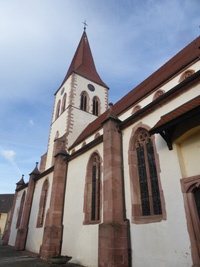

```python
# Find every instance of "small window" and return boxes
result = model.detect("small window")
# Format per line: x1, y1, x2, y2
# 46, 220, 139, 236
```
153, 90, 165, 101
132, 105, 141, 114
179, 69, 195, 83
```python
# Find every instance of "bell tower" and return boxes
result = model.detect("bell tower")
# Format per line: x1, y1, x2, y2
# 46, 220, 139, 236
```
44, 30, 109, 170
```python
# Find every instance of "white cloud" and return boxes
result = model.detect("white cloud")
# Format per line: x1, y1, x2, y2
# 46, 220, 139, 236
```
29, 119, 34, 126
0, 148, 16, 162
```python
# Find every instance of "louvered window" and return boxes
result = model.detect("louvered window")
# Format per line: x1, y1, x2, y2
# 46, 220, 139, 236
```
93, 97, 99, 116
81, 92, 87, 111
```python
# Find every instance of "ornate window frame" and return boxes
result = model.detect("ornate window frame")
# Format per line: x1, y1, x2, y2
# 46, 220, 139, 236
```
128, 122, 166, 224
83, 151, 102, 225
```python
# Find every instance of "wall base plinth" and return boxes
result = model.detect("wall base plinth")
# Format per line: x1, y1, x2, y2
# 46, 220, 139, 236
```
98, 222, 128, 267
3, 230, 9, 245
40, 225, 62, 260
15, 227, 28, 250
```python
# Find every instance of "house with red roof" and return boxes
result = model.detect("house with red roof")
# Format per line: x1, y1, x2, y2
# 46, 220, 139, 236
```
4, 31, 200, 267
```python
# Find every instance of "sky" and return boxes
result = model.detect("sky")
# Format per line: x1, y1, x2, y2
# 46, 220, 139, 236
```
0, 0, 199, 194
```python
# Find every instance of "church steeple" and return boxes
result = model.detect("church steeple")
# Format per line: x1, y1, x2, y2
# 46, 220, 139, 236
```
58, 31, 108, 91
45, 31, 109, 170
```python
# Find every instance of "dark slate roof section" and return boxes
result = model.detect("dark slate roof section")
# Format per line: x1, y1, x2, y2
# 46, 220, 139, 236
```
150, 95, 200, 133
56, 31, 109, 94
70, 36, 200, 149
0, 194, 14, 213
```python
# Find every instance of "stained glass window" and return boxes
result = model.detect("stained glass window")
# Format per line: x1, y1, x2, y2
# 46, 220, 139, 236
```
136, 130, 162, 216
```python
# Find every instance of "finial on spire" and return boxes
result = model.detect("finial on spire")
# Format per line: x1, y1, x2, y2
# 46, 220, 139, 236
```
82, 20, 88, 31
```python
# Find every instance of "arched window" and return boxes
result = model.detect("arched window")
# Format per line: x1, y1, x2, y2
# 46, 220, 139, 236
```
129, 124, 165, 223
153, 90, 165, 101
83, 152, 102, 224
92, 96, 99, 116
80, 91, 88, 112
61, 93, 67, 113
55, 100, 61, 119
132, 105, 141, 114
136, 129, 162, 216
16, 191, 26, 229
179, 69, 195, 83
36, 179, 49, 228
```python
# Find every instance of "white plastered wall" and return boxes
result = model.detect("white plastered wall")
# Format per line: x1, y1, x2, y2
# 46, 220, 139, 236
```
121, 86, 200, 267
8, 188, 27, 246
25, 172, 53, 253
62, 143, 103, 267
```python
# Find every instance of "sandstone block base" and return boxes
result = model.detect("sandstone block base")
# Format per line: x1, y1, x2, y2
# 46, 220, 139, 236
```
40, 225, 62, 260
15, 227, 28, 250
98, 222, 128, 267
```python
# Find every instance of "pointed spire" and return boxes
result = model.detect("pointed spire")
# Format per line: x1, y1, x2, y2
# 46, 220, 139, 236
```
57, 31, 108, 93
16, 174, 25, 189
102, 103, 121, 124
30, 162, 40, 175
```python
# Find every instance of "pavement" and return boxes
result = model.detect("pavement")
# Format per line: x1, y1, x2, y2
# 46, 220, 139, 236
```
0, 239, 85, 267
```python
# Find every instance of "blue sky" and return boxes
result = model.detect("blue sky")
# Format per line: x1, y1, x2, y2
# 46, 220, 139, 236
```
0, 0, 199, 193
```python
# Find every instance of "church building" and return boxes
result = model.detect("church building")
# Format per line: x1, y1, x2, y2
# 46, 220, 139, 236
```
3, 30, 200, 267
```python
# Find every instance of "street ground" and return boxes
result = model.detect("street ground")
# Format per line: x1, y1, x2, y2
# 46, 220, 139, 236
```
0, 239, 85, 267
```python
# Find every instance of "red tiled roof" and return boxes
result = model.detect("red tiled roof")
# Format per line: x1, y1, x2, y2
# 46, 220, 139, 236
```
150, 95, 200, 132
70, 36, 200, 149
57, 31, 109, 92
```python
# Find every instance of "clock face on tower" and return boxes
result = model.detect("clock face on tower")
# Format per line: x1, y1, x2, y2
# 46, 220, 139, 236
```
87, 84, 95, 92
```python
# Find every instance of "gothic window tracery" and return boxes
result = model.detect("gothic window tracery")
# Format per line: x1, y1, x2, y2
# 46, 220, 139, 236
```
135, 130, 162, 216
128, 124, 165, 224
